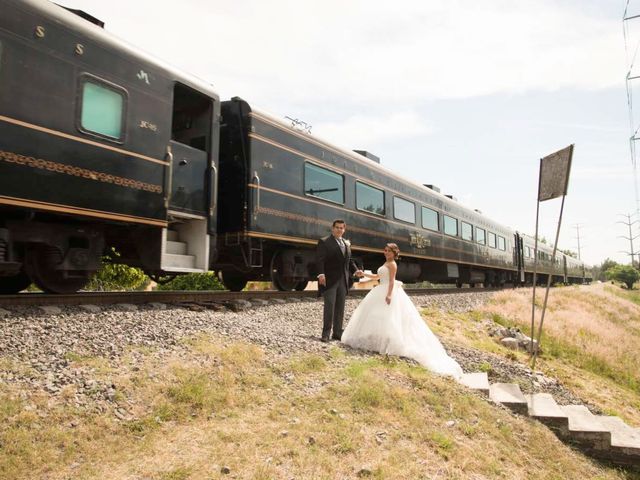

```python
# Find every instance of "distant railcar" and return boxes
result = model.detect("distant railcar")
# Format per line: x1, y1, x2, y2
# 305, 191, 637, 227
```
0, 0, 591, 294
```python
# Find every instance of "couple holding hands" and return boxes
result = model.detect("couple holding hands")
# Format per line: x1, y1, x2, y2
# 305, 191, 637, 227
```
316, 219, 463, 379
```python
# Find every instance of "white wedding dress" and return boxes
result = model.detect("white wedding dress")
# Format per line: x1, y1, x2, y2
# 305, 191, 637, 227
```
341, 265, 463, 380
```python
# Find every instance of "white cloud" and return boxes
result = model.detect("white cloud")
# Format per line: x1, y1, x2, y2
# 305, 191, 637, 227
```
63, 0, 624, 105
312, 111, 432, 148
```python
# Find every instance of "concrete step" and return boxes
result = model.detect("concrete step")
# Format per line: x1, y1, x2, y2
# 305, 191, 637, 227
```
489, 383, 528, 415
167, 229, 179, 241
459, 372, 490, 395
561, 405, 611, 450
162, 253, 195, 270
525, 393, 569, 432
166, 240, 187, 255
597, 416, 640, 457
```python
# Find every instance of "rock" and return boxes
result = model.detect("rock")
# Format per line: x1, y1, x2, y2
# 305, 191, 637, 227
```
79, 305, 101, 314
500, 337, 520, 350
221, 466, 231, 474
39, 306, 62, 315
357, 467, 372, 477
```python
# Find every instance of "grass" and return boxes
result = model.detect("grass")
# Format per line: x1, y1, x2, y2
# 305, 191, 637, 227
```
1, 287, 639, 479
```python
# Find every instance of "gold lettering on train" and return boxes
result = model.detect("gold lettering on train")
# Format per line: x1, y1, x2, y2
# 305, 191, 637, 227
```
34, 26, 45, 38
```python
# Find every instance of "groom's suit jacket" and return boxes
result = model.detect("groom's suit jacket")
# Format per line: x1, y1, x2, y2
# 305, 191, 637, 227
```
316, 235, 358, 292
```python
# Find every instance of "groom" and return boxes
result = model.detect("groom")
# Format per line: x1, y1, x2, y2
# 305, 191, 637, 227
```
316, 219, 362, 342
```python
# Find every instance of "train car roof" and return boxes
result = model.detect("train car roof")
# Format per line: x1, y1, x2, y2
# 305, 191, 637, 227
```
14, 0, 220, 100
244, 102, 515, 234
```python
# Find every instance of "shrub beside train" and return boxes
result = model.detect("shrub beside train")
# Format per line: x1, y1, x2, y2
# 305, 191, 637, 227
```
0, 0, 592, 294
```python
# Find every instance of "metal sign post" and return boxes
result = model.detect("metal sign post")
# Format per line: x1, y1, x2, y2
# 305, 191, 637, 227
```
530, 145, 574, 369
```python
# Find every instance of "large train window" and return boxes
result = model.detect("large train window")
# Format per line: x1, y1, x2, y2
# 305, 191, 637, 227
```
497, 236, 506, 251
393, 196, 415, 224
488, 232, 497, 248
421, 207, 439, 231
304, 163, 344, 204
78, 76, 126, 141
443, 215, 457, 236
356, 182, 385, 215
476, 227, 486, 245
461, 221, 473, 241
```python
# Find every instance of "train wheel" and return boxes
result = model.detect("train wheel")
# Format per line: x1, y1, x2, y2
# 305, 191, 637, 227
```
220, 270, 248, 292
294, 280, 308, 291
455, 280, 462, 288
0, 271, 32, 294
270, 250, 298, 291
25, 246, 91, 294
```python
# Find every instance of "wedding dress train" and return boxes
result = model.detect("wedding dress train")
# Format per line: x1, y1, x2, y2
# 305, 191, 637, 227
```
341, 265, 463, 379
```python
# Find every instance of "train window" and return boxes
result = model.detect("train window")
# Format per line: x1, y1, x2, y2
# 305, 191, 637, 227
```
497, 236, 506, 251
393, 196, 415, 224
356, 182, 385, 215
304, 163, 344, 204
488, 232, 497, 248
443, 215, 458, 236
476, 227, 486, 245
79, 78, 125, 140
461, 221, 473, 241
421, 207, 439, 231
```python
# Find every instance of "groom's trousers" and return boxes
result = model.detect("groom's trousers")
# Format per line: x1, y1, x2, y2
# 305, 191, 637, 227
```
322, 280, 347, 339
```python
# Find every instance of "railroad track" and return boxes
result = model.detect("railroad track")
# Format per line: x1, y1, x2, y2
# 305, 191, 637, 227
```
0, 287, 501, 308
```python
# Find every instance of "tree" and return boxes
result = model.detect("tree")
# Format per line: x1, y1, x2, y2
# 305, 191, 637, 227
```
560, 249, 577, 258
594, 258, 619, 282
605, 265, 640, 289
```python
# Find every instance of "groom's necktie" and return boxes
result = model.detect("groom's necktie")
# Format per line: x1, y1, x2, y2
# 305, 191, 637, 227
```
337, 237, 346, 256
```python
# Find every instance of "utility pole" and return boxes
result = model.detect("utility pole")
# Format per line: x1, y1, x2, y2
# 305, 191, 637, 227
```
617, 213, 640, 266
573, 223, 584, 260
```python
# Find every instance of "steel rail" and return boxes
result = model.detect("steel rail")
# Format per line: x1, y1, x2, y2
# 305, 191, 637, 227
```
0, 287, 501, 308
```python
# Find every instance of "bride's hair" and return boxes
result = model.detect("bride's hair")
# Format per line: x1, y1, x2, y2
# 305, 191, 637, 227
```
385, 243, 400, 260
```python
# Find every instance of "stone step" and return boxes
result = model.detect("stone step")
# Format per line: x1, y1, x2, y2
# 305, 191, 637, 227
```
525, 393, 569, 432
162, 253, 195, 269
166, 240, 187, 255
459, 372, 490, 395
489, 383, 528, 415
167, 229, 179, 241
560, 405, 611, 450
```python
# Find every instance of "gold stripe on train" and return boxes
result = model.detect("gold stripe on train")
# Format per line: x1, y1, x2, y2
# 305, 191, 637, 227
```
0, 114, 168, 166
0, 195, 167, 227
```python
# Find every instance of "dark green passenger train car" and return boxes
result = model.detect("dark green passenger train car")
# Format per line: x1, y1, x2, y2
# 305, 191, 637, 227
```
215, 98, 590, 291
0, 0, 220, 292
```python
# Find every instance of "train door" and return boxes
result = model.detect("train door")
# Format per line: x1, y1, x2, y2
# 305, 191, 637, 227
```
159, 83, 218, 273
169, 83, 215, 226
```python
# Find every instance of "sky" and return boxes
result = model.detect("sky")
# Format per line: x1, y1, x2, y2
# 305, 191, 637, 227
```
61, 0, 640, 266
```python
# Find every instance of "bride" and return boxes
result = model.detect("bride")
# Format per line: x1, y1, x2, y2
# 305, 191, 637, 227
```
341, 243, 463, 380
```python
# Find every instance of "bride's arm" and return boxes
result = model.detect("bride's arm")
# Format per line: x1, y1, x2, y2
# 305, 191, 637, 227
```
386, 262, 397, 304
363, 272, 380, 280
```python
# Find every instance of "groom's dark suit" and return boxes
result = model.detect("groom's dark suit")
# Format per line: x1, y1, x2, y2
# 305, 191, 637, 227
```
316, 235, 358, 341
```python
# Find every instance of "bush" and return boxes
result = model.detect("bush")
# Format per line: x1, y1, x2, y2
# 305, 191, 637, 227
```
605, 265, 640, 290
155, 272, 225, 291
87, 249, 148, 291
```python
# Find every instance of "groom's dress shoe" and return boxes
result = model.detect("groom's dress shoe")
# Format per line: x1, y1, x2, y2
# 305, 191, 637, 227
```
331, 330, 343, 341
320, 336, 330, 343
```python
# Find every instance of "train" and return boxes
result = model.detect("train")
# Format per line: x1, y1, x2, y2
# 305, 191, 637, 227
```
0, 0, 592, 294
